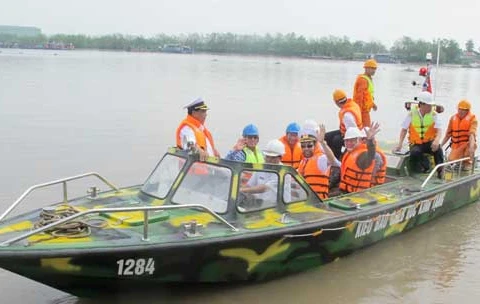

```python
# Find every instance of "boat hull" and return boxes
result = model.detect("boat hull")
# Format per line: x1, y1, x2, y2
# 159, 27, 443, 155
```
1, 176, 479, 296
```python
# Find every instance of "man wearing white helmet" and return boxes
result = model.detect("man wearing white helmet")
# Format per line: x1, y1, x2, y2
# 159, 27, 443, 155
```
340, 123, 380, 193
240, 139, 290, 205
393, 91, 444, 176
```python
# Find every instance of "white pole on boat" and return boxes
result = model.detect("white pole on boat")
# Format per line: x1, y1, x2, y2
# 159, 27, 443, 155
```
434, 39, 441, 100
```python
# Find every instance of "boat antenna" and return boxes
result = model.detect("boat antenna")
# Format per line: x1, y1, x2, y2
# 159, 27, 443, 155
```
433, 39, 441, 100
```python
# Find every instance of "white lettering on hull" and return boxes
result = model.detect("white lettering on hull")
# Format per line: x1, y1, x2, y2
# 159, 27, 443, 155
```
354, 192, 446, 239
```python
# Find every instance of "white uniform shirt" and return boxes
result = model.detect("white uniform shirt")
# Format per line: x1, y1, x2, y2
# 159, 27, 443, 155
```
315, 154, 341, 172
179, 125, 214, 155
343, 112, 358, 129
247, 172, 279, 203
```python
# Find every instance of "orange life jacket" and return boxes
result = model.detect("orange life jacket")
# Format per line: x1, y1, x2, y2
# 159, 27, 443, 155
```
298, 156, 330, 199
450, 112, 475, 149
408, 107, 437, 144
339, 99, 363, 135
340, 143, 374, 193
279, 136, 303, 169
175, 115, 218, 156
372, 147, 387, 186
353, 74, 375, 112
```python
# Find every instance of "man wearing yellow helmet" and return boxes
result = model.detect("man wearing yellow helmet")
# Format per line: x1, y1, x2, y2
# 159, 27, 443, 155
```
441, 99, 477, 169
325, 89, 363, 159
353, 59, 377, 126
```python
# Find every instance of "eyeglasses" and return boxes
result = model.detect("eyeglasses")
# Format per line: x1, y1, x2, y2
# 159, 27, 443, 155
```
245, 136, 259, 140
301, 143, 314, 148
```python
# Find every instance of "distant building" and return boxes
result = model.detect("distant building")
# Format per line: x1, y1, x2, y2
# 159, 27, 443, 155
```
0, 25, 41, 37
160, 44, 193, 54
460, 51, 480, 68
373, 53, 398, 64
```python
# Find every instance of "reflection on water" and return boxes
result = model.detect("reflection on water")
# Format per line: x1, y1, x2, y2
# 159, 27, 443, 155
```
1, 50, 480, 304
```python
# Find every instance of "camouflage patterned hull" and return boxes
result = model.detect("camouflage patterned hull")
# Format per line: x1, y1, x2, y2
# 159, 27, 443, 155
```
0, 149, 478, 296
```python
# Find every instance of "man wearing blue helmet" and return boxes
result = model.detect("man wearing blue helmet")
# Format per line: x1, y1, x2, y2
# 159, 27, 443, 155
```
225, 124, 265, 163
279, 122, 302, 169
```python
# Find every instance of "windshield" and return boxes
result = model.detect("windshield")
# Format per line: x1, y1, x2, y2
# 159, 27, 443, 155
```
172, 162, 232, 213
142, 154, 185, 198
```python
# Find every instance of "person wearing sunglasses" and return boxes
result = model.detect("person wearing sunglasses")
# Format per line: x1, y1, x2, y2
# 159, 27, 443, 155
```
225, 123, 265, 163
340, 123, 380, 193
325, 89, 363, 160
176, 97, 220, 161
297, 125, 340, 199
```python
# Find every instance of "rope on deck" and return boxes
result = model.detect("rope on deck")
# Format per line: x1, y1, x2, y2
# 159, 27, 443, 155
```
29, 205, 107, 245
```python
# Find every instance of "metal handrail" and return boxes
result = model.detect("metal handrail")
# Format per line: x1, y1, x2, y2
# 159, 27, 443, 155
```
0, 204, 238, 246
0, 172, 120, 222
421, 157, 471, 188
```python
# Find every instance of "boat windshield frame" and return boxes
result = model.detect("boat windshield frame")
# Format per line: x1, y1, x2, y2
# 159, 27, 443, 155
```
141, 153, 187, 199
140, 151, 234, 214
140, 149, 324, 215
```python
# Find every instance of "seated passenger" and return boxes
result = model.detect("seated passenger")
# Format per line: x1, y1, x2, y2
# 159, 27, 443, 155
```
239, 139, 285, 207
393, 92, 443, 176
279, 122, 302, 169
441, 99, 477, 170
225, 124, 265, 163
340, 124, 380, 193
297, 124, 340, 199
302, 119, 324, 156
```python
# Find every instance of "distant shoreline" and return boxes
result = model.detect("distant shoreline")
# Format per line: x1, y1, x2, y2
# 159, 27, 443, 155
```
1, 46, 475, 68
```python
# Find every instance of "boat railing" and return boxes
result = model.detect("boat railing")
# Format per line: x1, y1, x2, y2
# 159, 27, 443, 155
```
0, 204, 238, 246
0, 172, 120, 222
421, 157, 472, 188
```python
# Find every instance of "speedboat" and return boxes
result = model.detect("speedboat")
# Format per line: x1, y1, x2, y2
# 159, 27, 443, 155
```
0, 147, 478, 296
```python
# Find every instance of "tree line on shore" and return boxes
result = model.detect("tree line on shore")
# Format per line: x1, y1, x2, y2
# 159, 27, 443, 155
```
0, 32, 477, 64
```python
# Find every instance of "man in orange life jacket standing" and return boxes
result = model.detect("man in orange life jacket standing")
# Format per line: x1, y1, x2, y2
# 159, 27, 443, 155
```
441, 99, 477, 169
340, 124, 380, 193
325, 89, 363, 159
393, 91, 444, 175
279, 122, 302, 169
297, 124, 340, 199
353, 59, 377, 126
176, 97, 220, 161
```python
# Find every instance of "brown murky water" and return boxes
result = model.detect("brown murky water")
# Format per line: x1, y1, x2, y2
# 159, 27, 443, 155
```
1, 49, 479, 303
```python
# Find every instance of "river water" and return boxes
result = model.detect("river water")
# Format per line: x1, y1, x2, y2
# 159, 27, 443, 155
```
0, 49, 479, 303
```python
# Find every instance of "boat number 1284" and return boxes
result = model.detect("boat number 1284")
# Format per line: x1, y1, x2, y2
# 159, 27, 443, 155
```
116, 258, 155, 276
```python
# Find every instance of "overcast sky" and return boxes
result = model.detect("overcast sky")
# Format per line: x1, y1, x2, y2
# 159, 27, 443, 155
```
3, 0, 479, 48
